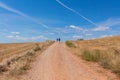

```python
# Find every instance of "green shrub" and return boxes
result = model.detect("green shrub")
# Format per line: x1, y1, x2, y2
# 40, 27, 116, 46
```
65, 41, 76, 48
81, 50, 101, 62
100, 58, 111, 69
81, 49, 120, 76
112, 62, 120, 75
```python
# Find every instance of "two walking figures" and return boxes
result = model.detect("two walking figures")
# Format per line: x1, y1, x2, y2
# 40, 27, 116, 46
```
57, 38, 61, 42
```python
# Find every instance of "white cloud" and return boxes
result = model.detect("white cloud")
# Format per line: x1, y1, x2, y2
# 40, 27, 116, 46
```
69, 25, 83, 31
11, 32, 20, 35
73, 35, 82, 39
85, 33, 93, 36
6, 35, 48, 41
100, 35, 113, 38
6, 35, 14, 38
69, 25, 89, 34
92, 18, 120, 31
50, 33, 55, 35
30, 36, 48, 40
101, 18, 120, 27
54, 28, 70, 34
15, 36, 26, 40
92, 26, 110, 31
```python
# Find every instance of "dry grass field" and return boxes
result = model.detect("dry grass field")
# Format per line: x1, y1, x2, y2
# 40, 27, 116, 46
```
0, 43, 37, 62
66, 36, 120, 76
0, 41, 54, 80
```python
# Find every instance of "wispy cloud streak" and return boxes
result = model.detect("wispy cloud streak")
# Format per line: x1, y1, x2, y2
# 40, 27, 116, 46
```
6, 35, 48, 40
0, 1, 49, 28
56, 0, 97, 26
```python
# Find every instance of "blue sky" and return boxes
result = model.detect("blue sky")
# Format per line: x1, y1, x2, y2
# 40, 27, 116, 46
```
0, 0, 120, 43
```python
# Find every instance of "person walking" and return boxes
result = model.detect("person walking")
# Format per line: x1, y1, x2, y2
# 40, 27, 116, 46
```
56, 38, 58, 42
58, 38, 61, 42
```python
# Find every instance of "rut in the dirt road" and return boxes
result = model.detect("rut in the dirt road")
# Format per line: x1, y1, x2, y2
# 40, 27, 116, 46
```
21, 43, 118, 80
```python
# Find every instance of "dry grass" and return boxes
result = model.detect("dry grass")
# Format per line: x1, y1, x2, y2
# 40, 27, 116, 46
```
72, 36, 120, 76
0, 41, 54, 80
0, 43, 36, 62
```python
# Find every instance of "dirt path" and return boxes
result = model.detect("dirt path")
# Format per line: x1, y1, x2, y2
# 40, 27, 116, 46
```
21, 42, 119, 80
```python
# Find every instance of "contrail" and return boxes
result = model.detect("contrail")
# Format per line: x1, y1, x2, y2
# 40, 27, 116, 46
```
56, 0, 97, 26
0, 2, 49, 28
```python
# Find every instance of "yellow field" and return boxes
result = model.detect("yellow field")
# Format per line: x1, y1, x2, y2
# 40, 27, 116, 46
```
70, 36, 120, 76
0, 42, 48, 63
0, 41, 54, 80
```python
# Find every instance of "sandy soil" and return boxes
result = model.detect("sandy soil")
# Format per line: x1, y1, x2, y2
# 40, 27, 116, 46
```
21, 42, 119, 80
